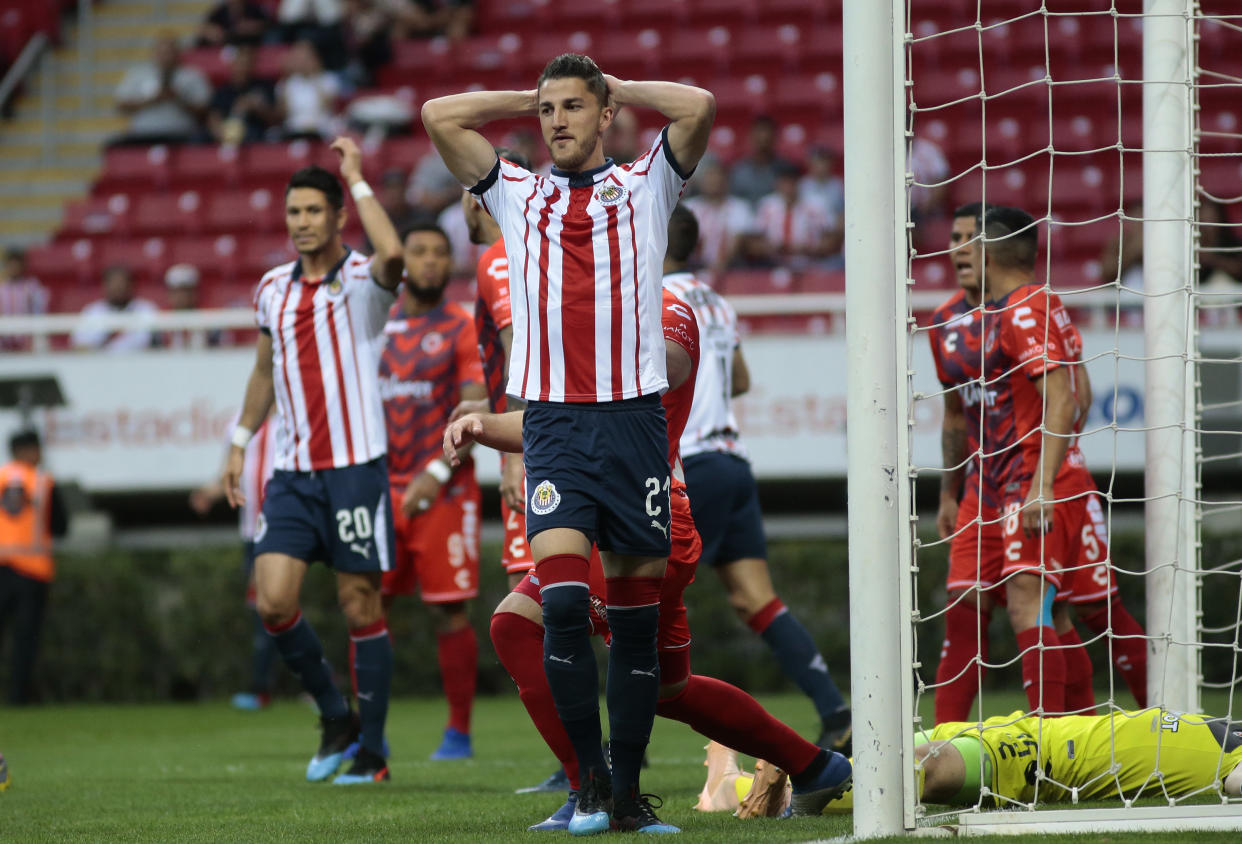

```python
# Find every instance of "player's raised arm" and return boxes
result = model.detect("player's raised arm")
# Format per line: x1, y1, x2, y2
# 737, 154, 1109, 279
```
421, 90, 538, 188
605, 76, 715, 174
224, 332, 276, 508
330, 137, 403, 289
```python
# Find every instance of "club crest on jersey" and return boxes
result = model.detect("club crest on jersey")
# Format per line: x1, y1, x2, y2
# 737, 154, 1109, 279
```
530, 480, 561, 515
595, 184, 628, 206
422, 331, 445, 354
327, 277, 344, 297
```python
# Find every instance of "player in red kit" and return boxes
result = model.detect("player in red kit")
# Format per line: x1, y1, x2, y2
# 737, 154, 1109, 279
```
378, 223, 487, 760
931, 204, 1148, 721
448, 220, 851, 830
423, 53, 715, 832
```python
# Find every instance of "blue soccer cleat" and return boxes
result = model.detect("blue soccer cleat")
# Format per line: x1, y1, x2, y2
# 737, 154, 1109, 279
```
306, 711, 359, 782
567, 771, 612, 836
333, 747, 390, 785
528, 792, 578, 831
789, 750, 852, 816
429, 726, 472, 760
516, 766, 571, 794
230, 692, 269, 711
342, 736, 390, 763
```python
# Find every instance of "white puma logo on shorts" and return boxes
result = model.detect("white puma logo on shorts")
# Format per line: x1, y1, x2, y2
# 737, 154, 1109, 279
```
350, 542, 370, 559
548, 654, 574, 665
650, 520, 669, 539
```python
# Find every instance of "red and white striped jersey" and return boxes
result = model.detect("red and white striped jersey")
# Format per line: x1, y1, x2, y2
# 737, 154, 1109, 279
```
239, 415, 279, 540
661, 272, 748, 461
254, 250, 395, 471
471, 127, 691, 403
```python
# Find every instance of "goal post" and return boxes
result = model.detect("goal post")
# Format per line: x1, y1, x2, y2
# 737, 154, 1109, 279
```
1141, 0, 1200, 717
842, 0, 916, 838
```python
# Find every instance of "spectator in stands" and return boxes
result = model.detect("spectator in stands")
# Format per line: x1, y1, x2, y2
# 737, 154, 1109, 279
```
70, 265, 160, 353
754, 162, 839, 270
405, 0, 474, 42
908, 136, 950, 224
730, 115, 795, 208
685, 158, 756, 279
406, 149, 460, 215
1198, 196, 1242, 289
603, 107, 640, 165
197, 0, 272, 47
277, 0, 348, 69
163, 263, 226, 348
342, 0, 407, 87
275, 40, 343, 140
114, 33, 213, 145
208, 45, 278, 145
799, 146, 845, 228
0, 249, 49, 351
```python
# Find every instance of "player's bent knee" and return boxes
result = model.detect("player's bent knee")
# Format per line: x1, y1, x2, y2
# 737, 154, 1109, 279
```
256, 600, 298, 629
493, 590, 541, 624
336, 574, 383, 628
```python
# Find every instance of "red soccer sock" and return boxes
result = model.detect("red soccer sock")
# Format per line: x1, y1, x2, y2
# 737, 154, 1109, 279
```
1081, 598, 1149, 708
437, 626, 478, 734
489, 611, 580, 790
1016, 626, 1067, 715
934, 601, 991, 723
1058, 626, 1096, 715
657, 674, 820, 777
746, 597, 786, 634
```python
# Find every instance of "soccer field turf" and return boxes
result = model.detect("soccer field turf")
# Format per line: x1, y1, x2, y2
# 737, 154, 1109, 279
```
2, 691, 1240, 843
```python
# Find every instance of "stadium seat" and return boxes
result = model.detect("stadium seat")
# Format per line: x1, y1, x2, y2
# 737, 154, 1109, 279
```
172, 145, 242, 189
242, 140, 322, 183
61, 194, 132, 238
26, 239, 96, 289
179, 47, 232, 86
133, 191, 204, 237
207, 189, 283, 234
240, 234, 296, 279
98, 237, 169, 283
168, 236, 241, 284
100, 145, 171, 189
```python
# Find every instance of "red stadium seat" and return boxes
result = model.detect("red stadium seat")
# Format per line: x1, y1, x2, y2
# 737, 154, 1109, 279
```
26, 239, 97, 289
61, 193, 133, 238
98, 237, 169, 283
168, 235, 241, 284
207, 188, 284, 234
172, 145, 242, 189
100, 145, 171, 188
242, 140, 320, 182
380, 136, 433, 173
133, 190, 205, 236
179, 46, 232, 86
239, 234, 296, 279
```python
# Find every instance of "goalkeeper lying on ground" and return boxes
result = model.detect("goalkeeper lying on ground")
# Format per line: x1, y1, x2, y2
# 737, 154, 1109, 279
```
698, 708, 1242, 817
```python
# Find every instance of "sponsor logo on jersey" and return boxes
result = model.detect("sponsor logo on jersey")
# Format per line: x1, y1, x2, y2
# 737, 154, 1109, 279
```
530, 480, 561, 515
378, 375, 433, 401
595, 184, 628, 206
422, 331, 445, 354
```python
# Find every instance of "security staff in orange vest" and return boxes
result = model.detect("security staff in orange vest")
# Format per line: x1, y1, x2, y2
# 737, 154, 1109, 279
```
0, 429, 68, 705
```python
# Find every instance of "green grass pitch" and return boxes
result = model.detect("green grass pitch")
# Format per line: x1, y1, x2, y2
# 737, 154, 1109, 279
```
3, 690, 1241, 842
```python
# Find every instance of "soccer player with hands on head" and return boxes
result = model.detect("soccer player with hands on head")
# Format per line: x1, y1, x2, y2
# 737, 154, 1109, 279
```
423, 53, 715, 834
223, 135, 404, 786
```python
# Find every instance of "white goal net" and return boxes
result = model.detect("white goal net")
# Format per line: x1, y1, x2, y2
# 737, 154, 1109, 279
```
844, 0, 1242, 836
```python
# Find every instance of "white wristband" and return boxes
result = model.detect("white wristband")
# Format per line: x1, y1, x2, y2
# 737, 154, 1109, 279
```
231, 425, 252, 449
350, 181, 374, 201
425, 459, 452, 484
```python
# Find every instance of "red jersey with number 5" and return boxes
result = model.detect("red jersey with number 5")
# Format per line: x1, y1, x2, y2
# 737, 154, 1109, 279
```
474, 239, 512, 412
980, 284, 1094, 500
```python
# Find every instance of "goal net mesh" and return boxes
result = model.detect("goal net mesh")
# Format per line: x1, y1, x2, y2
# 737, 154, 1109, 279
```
902, 0, 1242, 826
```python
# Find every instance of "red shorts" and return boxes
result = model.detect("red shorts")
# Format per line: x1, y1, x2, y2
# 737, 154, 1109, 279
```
999, 488, 1110, 598
946, 485, 1004, 594
1059, 493, 1117, 604
383, 475, 481, 602
501, 499, 534, 575
515, 548, 609, 636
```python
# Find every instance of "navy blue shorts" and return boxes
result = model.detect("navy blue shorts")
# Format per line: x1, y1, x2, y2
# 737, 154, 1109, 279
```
522, 393, 672, 558
254, 457, 394, 574
682, 451, 767, 566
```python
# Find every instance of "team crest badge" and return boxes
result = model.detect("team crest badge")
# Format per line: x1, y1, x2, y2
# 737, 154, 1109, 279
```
254, 513, 268, 543
530, 480, 561, 515
595, 184, 628, 206
327, 277, 343, 296
422, 331, 445, 354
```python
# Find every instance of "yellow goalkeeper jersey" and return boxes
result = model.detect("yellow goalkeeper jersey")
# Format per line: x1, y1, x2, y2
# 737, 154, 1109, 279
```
924, 708, 1242, 806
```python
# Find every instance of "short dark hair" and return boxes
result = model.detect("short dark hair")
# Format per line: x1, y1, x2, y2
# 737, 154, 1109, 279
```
537, 53, 608, 107
286, 166, 344, 210
9, 428, 39, 456
495, 146, 532, 172
400, 221, 451, 248
667, 204, 699, 263
979, 205, 1039, 270
954, 201, 991, 221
